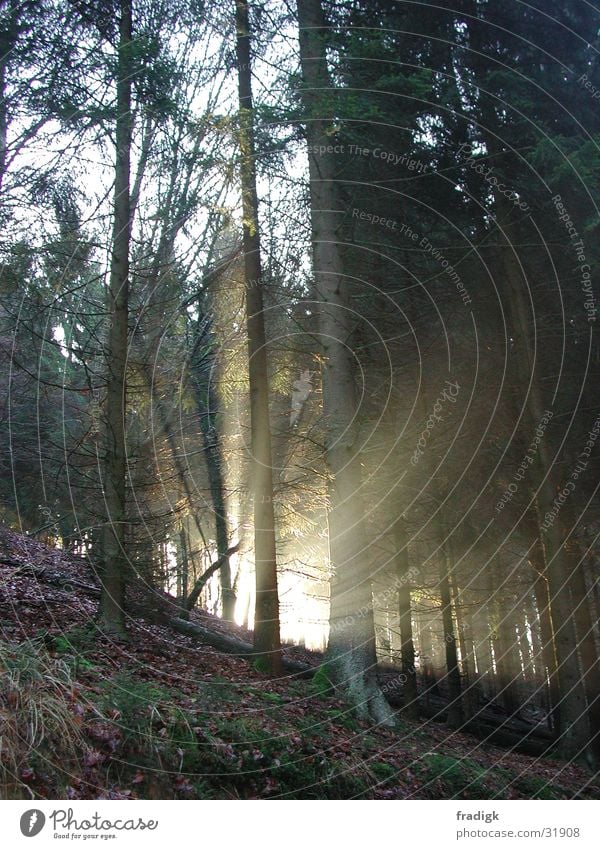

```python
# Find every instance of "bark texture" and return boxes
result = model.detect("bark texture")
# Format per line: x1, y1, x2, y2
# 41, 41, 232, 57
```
98, 0, 133, 637
235, 0, 282, 674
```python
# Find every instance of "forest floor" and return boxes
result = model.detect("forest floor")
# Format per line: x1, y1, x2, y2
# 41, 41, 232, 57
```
0, 524, 598, 801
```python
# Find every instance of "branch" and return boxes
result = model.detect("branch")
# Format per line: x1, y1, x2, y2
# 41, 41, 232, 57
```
185, 544, 239, 611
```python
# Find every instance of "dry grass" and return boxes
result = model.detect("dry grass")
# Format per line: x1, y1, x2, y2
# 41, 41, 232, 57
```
0, 639, 83, 798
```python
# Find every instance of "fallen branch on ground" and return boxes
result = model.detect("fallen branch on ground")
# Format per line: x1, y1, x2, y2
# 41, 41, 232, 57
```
168, 615, 315, 679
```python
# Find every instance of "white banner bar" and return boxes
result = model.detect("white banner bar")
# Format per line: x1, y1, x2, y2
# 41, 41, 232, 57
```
0, 799, 598, 848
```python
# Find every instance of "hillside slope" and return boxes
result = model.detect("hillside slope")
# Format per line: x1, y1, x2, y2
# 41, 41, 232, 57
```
0, 525, 597, 800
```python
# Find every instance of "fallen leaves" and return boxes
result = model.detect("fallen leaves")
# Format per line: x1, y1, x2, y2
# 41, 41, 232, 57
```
0, 523, 598, 801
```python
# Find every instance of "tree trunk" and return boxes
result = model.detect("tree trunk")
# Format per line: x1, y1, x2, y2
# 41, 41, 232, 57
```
235, 0, 282, 675
189, 357, 235, 621
98, 0, 133, 638
473, 602, 496, 700
530, 559, 560, 732
465, 3, 592, 762
393, 519, 418, 718
178, 523, 189, 606
483, 131, 590, 759
439, 542, 463, 727
295, 0, 393, 724
538, 516, 595, 761
524, 591, 543, 682
0, 21, 9, 193
569, 552, 600, 763
451, 576, 477, 717
0, 0, 20, 193
418, 608, 439, 703
492, 583, 521, 717
516, 607, 532, 683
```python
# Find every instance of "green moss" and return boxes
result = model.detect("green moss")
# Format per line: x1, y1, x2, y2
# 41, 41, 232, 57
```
50, 627, 98, 674
325, 707, 360, 731
252, 656, 272, 675
310, 662, 335, 697
260, 691, 284, 705
371, 761, 397, 780
272, 751, 370, 799
501, 772, 563, 799
55, 625, 97, 651
419, 753, 491, 797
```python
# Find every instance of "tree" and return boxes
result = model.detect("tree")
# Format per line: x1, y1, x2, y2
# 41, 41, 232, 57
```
457, 0, 598, 764
235, 0, 282, 675
296, 0, 393, 724
393, 518, 418, 719
98, 0, 133, 637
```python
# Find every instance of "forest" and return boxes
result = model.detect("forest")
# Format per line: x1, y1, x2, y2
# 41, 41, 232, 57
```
0, 0, 599, 802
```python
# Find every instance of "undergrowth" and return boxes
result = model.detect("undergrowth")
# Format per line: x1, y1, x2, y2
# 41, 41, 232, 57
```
0, 638, 595, 800
0, 639, 83, 798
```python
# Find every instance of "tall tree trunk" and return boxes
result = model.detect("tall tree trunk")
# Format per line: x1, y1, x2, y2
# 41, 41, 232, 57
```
569, 549, 600, 763
98, 0, 133, 637
178, 522, 189, 606
516, 608, 532, 683
530, 552, 560, 733
492, 581, 521, 717
235, 0, 282, 675
0, 23, 9, 194
393, 519, 418, 718
536, 500, 594, 761
524, 591, 543, 681
0, 0, 19, 193
189, 356, 235, 621
296, 0, 393, 724
439, 541, 463, 727
418, 608, 439, 703
473, 602, 496, 700
558, 492, 600, 760
452, 577, 476, 718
